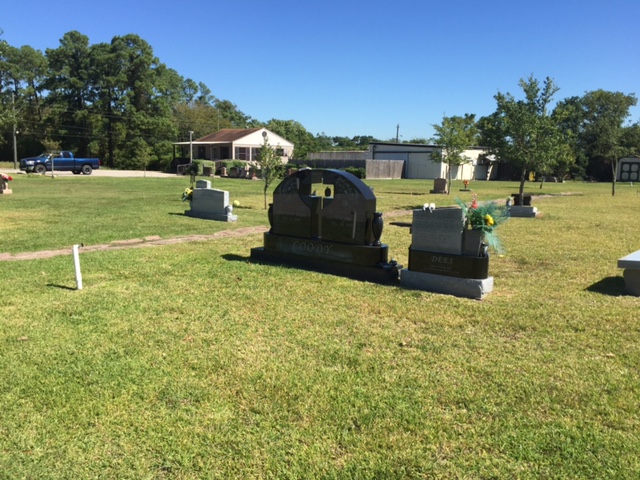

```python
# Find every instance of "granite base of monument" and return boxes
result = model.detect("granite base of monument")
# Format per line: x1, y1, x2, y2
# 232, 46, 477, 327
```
250, 242, 400, 285
400, 269, 493, 300
509, 206, 538, 218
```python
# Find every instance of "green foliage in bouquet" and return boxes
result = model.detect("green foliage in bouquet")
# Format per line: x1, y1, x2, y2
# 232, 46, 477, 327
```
456, 194, 509, 253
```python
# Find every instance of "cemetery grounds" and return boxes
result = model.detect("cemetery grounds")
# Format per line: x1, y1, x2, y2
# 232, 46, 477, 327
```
0, 171, 639, 478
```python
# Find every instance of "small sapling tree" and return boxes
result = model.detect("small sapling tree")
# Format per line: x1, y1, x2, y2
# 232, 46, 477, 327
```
258, 135, 284, 209
430, 114, 478, 194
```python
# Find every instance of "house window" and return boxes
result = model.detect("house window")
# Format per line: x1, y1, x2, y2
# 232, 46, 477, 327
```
251, 147, 261, 161
235, 147, 249, 160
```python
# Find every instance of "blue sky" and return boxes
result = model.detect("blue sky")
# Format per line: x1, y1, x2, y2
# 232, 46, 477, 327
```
3, 0, 639, 141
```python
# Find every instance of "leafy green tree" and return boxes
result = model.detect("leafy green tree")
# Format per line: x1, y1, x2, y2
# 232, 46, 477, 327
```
479, 75, 565, 199
622, 122, 640, 153
332, 136, 356, 149
313, 132, 334, 152
44, 31, 94, 156
264, 119, 316, 160
430, 114, 478, 194
95, 34, 179, 170
215, 99, 252, 128
553, 96, 588, 178
258, 135, 284, 209
578, 90, 637, 195
1, 43, 50, 154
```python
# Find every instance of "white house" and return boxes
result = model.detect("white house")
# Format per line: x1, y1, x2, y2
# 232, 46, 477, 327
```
173, 128, 294, 164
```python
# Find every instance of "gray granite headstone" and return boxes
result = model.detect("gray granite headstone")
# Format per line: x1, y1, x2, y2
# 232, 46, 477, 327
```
430, 177, 447, 194
411, 207, 464, 255
186, 186, 237, 221
196, 180, 211, 189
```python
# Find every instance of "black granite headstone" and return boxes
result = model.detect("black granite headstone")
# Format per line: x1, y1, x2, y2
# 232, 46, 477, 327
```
252, 169, 398, 283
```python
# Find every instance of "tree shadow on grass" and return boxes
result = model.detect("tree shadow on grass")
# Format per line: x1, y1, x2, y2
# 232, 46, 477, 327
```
47, 283, 77, 291
389, 221, 412, 228
586, 276, 626, 296
222, 254, 251, 262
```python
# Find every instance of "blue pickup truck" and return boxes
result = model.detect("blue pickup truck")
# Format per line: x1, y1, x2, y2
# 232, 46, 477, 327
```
19, 151, 101, 175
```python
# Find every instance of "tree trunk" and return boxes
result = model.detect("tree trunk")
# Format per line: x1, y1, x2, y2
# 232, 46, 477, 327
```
447, 164, 451, 195
519, 168, 527, 199
611, 160, 617, 196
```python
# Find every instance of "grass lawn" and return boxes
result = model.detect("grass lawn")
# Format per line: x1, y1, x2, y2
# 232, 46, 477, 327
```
1, 173, 639, 478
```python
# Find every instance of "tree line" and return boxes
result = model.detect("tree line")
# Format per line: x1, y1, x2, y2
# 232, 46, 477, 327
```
1, 31, 638, 187
432, 76, 638, 195
0, 30, 384, 170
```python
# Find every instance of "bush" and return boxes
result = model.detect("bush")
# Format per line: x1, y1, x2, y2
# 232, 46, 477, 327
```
222, 160, 247, 169
343, 166, 366, 179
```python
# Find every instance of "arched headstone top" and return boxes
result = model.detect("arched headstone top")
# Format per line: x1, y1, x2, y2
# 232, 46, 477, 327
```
273, 169, 375, 200
271, 169, 377, 244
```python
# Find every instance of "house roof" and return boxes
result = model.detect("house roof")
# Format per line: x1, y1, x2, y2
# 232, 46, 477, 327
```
196, 128, 263, 143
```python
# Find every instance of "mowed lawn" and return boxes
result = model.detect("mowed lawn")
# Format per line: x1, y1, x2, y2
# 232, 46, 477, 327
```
1, 173, 639, 478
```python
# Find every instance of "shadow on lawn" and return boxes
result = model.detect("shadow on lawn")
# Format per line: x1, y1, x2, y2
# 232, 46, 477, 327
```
47, 283, 77, 291
586, 276, 626, 296
222, 254, 251, 263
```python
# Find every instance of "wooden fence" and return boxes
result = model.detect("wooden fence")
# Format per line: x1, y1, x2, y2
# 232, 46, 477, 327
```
288, 158, 404, 179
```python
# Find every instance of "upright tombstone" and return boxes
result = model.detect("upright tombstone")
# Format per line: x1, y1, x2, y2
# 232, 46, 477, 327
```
0, 175, 12, 195
250, 169, 399, 283
430, 177, 448, 194
400, 206, 493, 299
510, 193, 538, 218
185, 180, 237, 221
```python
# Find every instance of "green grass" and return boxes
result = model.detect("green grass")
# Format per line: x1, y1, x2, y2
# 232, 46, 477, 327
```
1, 175, 639, 478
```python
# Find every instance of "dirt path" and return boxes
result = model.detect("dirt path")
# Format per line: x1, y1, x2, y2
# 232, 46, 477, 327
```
1, 210, 417, 262
0, 226, 270, 262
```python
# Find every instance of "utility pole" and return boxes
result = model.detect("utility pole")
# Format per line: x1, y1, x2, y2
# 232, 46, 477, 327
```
396, 124, 400, 143
189, 131, 194, 165
12, 93, 18, 169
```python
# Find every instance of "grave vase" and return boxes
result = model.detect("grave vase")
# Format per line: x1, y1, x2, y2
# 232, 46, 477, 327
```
463, 229, 484, 257
372, 212, 383, 246
268, 203, 274, 232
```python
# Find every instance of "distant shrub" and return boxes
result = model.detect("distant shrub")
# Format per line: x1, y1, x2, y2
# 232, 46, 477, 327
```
343, 167, 366, 179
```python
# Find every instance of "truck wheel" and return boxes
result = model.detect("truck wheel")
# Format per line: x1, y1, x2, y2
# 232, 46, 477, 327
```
34, 164, 46, 174
81, 164, 93, 175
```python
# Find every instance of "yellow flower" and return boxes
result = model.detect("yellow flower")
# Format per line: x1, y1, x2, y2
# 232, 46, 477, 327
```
484, 214, 494, 226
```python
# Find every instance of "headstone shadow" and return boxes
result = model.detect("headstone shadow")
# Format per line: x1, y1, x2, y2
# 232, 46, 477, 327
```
586, 276, 626, 296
